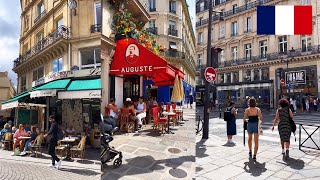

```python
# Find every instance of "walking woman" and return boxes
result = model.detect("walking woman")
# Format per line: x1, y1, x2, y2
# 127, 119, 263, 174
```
225, 102, 237, 144
272, 99, 294, 158
243, 98, 263, 160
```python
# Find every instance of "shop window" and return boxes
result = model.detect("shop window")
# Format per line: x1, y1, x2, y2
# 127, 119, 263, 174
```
278, 36, 287, 54
21, 76, 27, 92
243, 69, 251, 82
231, 46, 237, 60
301, 35, 312, 52
260, 40, 267, 58
33, 66, 44, 81
94, 1, 102, 25
244, 43, 252, 61
80, 48, 101, 69
53, 57, 63, 73
231, 21, 238, 36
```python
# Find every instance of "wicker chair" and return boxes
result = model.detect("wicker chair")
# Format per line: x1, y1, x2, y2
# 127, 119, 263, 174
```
31, 134, 44, 158
56, 141, 67, 158
71, 135, 86, 159
1, 132, 13, 150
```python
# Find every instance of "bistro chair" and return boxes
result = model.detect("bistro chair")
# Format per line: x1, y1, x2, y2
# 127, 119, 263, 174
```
172, 103, 177, 110
1, 132, 13, 150
31, 134, 44, 158
119, 108, 131, 132
152, 107, 167, 134
166, 104, 171, 112
105, 106, 111, 116
56, 141, 67, 158
71, 135, 87, 159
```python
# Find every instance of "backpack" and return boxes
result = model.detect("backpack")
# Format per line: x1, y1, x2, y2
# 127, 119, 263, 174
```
57, 126, 64, 140
224, 107, 233, 121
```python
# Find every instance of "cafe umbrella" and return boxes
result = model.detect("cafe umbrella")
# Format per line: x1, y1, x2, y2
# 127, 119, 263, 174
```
171, 75, 183, 104
179, 77, 184, 108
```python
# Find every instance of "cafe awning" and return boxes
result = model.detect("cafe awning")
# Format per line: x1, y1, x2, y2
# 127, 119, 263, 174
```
58, 78, 101, 99
1, 90, 33, 110
110, 38, 184, 86
29, 79, 71, 98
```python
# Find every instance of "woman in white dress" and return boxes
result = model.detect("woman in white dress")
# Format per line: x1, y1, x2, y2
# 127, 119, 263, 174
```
136, 96, 147, 129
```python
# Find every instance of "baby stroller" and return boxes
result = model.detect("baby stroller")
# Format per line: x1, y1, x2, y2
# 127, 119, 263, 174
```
100, 127, 123, 168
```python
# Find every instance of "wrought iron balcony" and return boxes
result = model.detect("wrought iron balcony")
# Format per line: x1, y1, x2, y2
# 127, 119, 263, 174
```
218, 45, 320, 68
146, 27, 158, 35
196, 0, 276, 27
34, 10, 46, 24
168, 28, 178, 36
164, 50, 186, 59
14, 25, 70, 69
90, 24, 101, 33
138, 0, 149, 12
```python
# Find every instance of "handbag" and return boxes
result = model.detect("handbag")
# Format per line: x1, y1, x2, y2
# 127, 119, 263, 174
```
258, 120, 263, 135
288, 108, 296, 133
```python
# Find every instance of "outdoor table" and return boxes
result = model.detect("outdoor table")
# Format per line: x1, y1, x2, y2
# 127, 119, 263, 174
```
162, 112, 176, 134
60, 137, 79, 161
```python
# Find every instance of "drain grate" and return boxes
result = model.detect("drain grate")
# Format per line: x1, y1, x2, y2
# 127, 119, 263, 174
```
168, 148, 182, 154
169, 168, 188, 178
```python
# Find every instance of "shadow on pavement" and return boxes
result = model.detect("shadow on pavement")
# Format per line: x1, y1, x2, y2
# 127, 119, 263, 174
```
243, 159, 267, 177
59, 168, 100, 176
222, 143, 236, 147
277, 156, 305, 170
196, 139, 209, 158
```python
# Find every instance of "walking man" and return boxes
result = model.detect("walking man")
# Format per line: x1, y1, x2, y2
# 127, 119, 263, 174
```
44, 115, 62, 169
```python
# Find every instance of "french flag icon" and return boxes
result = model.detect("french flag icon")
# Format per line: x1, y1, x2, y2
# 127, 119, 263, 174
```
257, 5, 312, 35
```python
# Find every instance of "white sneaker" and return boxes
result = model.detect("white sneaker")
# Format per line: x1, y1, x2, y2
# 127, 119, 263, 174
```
11, 152, 15, 156
20, 151, 27, 156
55, 160, 62, 170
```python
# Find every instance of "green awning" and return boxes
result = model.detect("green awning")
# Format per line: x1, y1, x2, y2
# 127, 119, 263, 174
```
66, 78, 101, 91
2, 89, 33, 104
34, 79, 71, 90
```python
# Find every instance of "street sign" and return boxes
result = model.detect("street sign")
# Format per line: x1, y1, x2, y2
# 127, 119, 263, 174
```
204, 67, 216, 83
280, 79, 285, 87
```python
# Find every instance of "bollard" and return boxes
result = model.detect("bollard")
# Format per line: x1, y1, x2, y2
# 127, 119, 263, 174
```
219, 109, 222, 119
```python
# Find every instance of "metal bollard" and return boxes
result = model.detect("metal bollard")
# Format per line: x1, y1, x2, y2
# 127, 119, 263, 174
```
219, 109, 222, 119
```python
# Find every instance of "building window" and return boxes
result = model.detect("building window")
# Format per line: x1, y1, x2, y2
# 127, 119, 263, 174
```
200, 2, 205, 11
254, 69, 260, 81
232, 72, 239, 83
169, 1, 176, 14
37, 1, 44, 16
231, 21, 238, 36
261, 68, 269, 80
219, 23, 225, 38
169, 20, 176, 30
278, 36, 288, 53
53, 57, 63, 73
231, 47, 237, 60
149, 0, 156, 11
260, 40, 267, 58
245, 43, 252, 60
218, 50, 224, 62
226, 73, 231, 83
80, 48, 101, 69
245, 17, 252, 32
55, 17, 63, 29
218, 74, 224, 84
22, 43, 29, 54
36, 31, 44, 50
24, 15, 30, 31
220, 0, 226, 3
301, 35, 312, 52
198, 54, 202, 66
198, 32, 203, 45
95, 2, 102, 25
232, 4, 237, 14
33, 66, 44, 82
149, 20, 155, 27
300, 0, 310, 5
21, 76, 27, 92
243, 69, 251, 82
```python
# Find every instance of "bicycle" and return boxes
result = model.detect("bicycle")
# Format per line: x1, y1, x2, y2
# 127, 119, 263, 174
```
196, 110, 204, 135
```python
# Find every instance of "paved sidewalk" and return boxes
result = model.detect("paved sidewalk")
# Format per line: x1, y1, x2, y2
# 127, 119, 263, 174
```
0, 147, 101, 180
196, 134, 320, 180
102, 106, 196, 180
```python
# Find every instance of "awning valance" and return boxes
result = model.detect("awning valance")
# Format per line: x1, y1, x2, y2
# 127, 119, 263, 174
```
110, 38, 184, 86
58, 90, 101, 99
58, 78, 101, 99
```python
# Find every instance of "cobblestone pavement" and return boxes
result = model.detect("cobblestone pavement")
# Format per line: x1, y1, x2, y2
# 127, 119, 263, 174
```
0, 148, 101, 180
102, 106, 196, 180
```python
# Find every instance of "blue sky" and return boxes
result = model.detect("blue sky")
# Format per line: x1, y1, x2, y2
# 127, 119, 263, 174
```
0, 1, 196, 87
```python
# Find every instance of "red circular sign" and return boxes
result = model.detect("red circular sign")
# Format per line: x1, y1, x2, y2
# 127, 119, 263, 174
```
280, 79, 285, 87
204, 67, 216, 82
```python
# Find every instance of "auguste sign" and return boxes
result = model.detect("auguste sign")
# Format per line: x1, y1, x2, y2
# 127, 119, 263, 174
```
285, 70, 306, 85
120, 66, 153, 73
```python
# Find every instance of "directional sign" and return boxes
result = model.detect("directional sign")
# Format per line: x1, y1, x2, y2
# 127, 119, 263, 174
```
204, 67, 216, 83
280, 79, 285, 87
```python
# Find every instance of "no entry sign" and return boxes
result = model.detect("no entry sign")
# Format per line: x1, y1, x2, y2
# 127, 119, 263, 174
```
204, 67, 216, 83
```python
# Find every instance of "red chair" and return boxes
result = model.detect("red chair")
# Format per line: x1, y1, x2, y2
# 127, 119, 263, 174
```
166, 104, 170, 112
105, 106, 110, 116
152, 107, 167, 134
172, 103, 177, 110
119, 108, 131, 132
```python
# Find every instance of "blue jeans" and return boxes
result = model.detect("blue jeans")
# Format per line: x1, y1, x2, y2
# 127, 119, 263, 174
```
24, 139, 34, 153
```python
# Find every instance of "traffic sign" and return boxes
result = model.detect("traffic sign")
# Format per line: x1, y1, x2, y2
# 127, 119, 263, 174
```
204, 67, 216, 83
280, 79, 285, 87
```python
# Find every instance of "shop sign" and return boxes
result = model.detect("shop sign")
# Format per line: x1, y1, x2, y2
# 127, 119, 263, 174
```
58, 90, 101, 99
120, 66, 153, 73
34, 77, 45, 86
285, 70, 306, 85
29, 90, 57, 98
48, 71, 73, 81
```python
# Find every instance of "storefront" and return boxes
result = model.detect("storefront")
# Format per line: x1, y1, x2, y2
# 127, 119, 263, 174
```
109, 38, 184, 106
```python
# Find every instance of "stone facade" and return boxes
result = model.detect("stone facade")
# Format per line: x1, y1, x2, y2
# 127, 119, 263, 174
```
0, 72, 15, 118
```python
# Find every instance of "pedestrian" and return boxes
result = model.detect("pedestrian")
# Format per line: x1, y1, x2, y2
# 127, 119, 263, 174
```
44, 115, 62, 169
306, 98, 310, 112
224, 102, 237, 144
272, 99, 294, 158
302, 98, 306, 112
243, 98, 263, 161
314, 98, 318, 111
289, 98, 294, 113
189, 92, 194, 109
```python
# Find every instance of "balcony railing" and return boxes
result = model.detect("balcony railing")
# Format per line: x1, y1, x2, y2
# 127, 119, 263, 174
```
14, 25, 70, 69
164, 50, 186, 59
90, 24, 101, 33
149, 7, 156, 12
168, 28, 178, 36
34, 10, 46, 24
138, 0, 149, 12
146, 27, 158, 35
196, 0, 276, 27
218, 45, 320, 68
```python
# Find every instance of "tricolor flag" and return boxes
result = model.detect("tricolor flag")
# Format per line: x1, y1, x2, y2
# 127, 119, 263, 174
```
257, 5, 312, 35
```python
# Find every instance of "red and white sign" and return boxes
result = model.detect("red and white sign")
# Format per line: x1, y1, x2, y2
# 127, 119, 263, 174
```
280, 79, 285, 87
125, 44, 140, 64
204, 67, 216, 82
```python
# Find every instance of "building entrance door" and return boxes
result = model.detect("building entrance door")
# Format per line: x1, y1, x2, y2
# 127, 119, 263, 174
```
124, 75, 140, 101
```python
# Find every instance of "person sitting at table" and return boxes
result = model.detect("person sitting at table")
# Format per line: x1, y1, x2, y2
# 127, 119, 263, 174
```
122, 98, 138, 131
12, 124, 28, 156
12, 126, 17, 134
65, 125, 76, 136
136, 96, 147, 129
20, 126, 37, 156
0, 123, 11, 141
24, 124, 31, 133
153, 97, 158, 106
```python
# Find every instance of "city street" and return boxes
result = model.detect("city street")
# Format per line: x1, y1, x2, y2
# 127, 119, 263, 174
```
196, 107, 320, 179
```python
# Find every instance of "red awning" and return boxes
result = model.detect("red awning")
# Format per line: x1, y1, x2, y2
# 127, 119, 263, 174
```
110, 38, 184, 86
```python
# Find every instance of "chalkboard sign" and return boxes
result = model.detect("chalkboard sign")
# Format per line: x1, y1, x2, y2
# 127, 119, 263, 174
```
18, 109, 30, 125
